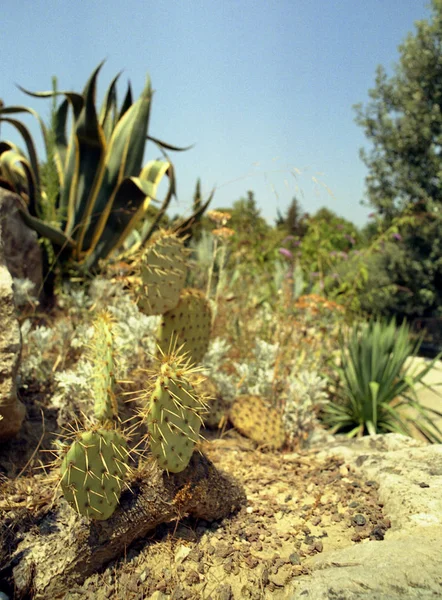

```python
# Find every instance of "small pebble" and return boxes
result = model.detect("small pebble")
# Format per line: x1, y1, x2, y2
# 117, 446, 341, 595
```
214, 583, 233, 600
261, 566, 270, 586
351, 514, 367, 527
370, 526, 386, 540
185, 570, 200, 585
215, 542, 231, 559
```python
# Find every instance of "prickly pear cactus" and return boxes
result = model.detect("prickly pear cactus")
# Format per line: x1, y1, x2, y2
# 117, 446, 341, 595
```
135, 230, 190, 316
60, 429, 129, 520
229, 395, 286, 450
156, 288, 212, 365
90, 312, 117, 423
143, 360, 207, 473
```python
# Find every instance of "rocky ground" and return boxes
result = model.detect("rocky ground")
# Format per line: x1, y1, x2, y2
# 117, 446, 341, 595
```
33, 431, 439, 600
1, 383, 441, 599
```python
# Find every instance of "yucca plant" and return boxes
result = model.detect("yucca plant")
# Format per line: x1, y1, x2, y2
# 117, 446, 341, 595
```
0, 61, 208, 283
322, 318, 442, 442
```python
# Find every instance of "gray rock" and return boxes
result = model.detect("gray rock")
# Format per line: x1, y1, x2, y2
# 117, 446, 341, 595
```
291, 527, 442, 599
0, 189, 43, 301
0, 189, 44, 438
286, 434, 442, 599
0, 248, 24, 439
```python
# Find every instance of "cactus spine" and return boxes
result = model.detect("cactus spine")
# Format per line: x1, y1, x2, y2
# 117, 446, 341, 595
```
140, 356, 207, 473
90, 312, 118, 423
229, 395, 286, 450
60, 429, 129, 520
135, 230, 190, 316
130, 229, 212, 367
59, 312, 129, 520
156, 288, 212, 366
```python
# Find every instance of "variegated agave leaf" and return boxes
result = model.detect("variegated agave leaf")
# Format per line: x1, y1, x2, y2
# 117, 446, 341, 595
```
0, 61, 189, 270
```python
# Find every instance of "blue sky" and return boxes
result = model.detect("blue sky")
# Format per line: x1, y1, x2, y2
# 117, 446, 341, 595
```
2, 0, 431, 227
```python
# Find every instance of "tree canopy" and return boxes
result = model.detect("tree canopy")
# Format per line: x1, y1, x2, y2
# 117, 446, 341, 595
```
355, 0, 442, 219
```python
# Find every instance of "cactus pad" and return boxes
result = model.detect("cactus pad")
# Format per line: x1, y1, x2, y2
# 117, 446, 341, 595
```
60, 429, 129, 520
90, 312, 117, 423
156, 288, 212, 365
136, 231, 189, 315
145, 361, 206, 473
229, 395, 286, 449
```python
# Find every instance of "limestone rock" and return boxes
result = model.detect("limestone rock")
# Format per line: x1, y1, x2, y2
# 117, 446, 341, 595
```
287, 434, 442, 599
0, 188, 43, 301
0, 253, 24, 440
291, 527, 442, 599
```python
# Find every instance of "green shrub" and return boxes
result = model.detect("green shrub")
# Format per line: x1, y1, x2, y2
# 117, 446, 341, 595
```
322, 318, 442, 442
328, 212, 442, 320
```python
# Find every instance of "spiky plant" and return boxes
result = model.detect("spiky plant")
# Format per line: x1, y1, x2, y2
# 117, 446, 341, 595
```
59, 312, 131, 520
229, 395, 286, 449
138, 351, 208, 473
133, 229, 191, 316
322, 318, 442, 441
0, 61, 187, 284
156, 288, 212, 365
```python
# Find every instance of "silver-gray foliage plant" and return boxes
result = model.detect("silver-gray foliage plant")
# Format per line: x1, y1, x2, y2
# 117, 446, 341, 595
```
282, 369, 329, 445
202, 337, 236, 404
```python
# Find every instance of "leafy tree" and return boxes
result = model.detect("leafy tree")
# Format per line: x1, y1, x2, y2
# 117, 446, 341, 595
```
275, 196, 309, 237
326, 208, 442, 320
210, 191, 286, 277
298, 208, 359, 279
229, 191, 267, 233
353, 1, 442, 321
354, 0, 442, 219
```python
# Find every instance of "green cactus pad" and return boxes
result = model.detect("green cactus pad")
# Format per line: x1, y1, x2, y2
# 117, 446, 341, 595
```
60, 429, 129, 520
146, 361, 206, 473
136, 231, 189, 315
90, 312, 117, 423
229, 395, 286, 450
156, 288, 212, 365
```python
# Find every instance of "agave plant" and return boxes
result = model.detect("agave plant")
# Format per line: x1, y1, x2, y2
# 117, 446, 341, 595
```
322, 318, 442, 442
0, 62, 210, 277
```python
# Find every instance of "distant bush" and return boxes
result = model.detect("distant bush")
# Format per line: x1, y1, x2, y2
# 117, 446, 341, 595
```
328, 212, 442, 321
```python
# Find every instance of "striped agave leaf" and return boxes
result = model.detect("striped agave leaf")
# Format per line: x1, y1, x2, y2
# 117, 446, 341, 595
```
0, 61, 183, 270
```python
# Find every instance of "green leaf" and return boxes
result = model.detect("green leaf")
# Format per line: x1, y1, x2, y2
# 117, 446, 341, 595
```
19, 208, 75, 248
99, 71, 121, 142
72, 62, 107, 254
83, 176, 155, 267
172, 190, 214, 238
118, 82, 133, 120
0, 148, 37, 205
0, 115, 42, 209
147, 134, 194, 152
17, 85, 84, 120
